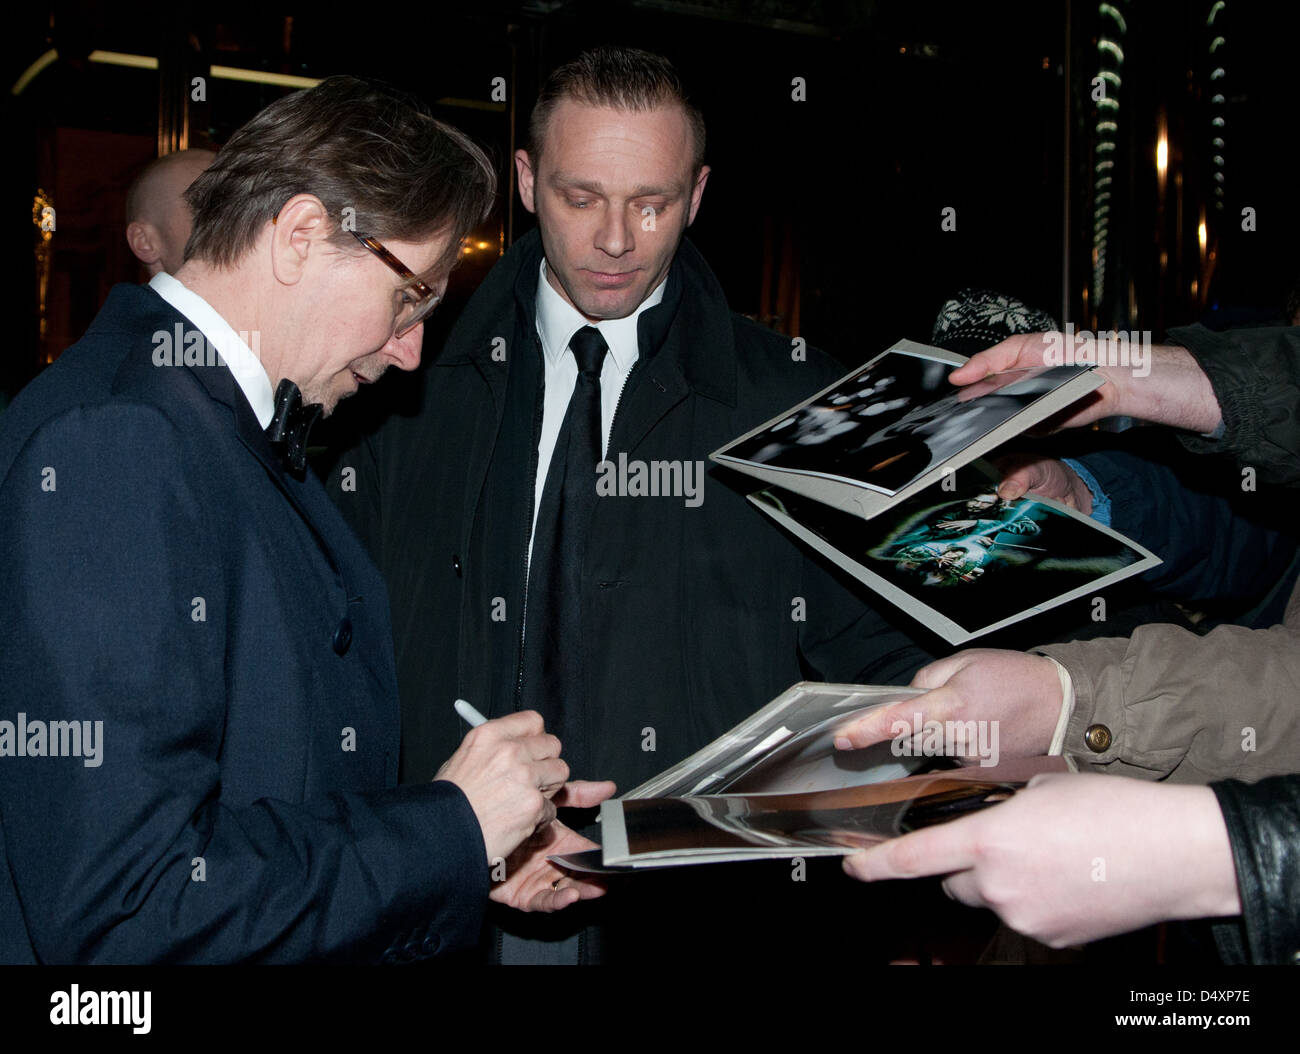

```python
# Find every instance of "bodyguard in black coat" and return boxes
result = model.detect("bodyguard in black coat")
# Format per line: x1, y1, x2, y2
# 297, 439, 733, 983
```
328, 48, 937, 963
335, 228, 933, 789
0, 77, 603, 964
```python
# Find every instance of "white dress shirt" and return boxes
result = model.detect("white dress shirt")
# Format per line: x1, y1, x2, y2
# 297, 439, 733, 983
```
149, 272, 276, 429
529, 260, 666, 555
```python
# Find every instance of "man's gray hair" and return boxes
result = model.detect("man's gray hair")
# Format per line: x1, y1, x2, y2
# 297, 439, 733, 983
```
184, 76, 496, 280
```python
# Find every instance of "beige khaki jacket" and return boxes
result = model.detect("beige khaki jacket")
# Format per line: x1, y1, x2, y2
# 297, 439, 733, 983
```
1039, 585, 1300, 782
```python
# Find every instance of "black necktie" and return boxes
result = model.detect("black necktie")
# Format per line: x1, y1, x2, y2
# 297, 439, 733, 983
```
265, 378, 323, 474
521, 326, 609, 777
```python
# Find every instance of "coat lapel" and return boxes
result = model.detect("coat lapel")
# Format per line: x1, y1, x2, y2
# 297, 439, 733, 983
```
607, 356, 690, 457
436, 233, 545, 554
608, 237, 738, 456
181, 339, 344, 578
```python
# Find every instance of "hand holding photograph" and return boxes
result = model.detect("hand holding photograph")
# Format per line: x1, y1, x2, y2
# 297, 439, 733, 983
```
550, 682, 1067, 872
711, 339, 1103, 521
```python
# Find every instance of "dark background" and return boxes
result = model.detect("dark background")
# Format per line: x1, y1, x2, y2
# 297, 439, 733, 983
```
3, 0, 1297, 405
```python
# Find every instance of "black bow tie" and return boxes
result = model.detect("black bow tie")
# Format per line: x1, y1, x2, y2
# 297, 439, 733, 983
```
265, 379, 323, 474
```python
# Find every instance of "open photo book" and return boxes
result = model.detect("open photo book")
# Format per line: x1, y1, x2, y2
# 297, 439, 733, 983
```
552, 682, 1067, 872
710, 338, 1105, 521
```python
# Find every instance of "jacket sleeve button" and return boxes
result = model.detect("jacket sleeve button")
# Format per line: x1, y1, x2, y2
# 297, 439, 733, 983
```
452, 554, 463, 577
332, 617, 353, 656
1083, 723, 1112, 753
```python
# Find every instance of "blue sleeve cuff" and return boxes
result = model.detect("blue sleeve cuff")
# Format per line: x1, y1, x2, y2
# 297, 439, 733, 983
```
1061, 457, 1112, 527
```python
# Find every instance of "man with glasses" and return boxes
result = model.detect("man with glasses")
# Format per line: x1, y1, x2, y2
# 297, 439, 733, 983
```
0, 76, 611, 964
352, 231, 441, 330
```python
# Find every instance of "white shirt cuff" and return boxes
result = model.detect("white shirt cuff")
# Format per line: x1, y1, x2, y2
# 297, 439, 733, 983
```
1044, 656, 1074, 756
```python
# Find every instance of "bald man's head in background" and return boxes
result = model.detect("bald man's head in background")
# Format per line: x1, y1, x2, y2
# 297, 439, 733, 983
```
125, 149, 217, 276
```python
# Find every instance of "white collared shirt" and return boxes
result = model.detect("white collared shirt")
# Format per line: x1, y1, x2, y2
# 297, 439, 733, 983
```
149, 272, 276, 428
529, 259, 666, 553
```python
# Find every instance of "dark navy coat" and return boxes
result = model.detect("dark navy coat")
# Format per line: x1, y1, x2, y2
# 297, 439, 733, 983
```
0, 284, 486, 963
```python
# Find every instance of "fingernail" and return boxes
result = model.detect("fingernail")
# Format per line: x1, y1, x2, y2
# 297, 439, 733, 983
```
834, 736, 852, 751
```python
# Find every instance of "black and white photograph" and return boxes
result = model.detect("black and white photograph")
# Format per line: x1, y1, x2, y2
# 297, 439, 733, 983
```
602, 758, 1063, 867
719, 349, 1096, 496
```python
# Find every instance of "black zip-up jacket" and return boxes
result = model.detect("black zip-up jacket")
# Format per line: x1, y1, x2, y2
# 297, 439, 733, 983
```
325, 228, 939, 962
330, 228, 934, 789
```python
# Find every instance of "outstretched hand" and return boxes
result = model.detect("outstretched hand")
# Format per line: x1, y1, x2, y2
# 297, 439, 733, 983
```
948, 332, 1222, 434
992, 454, 1093, 512
832, 648, 1065, 762
947, 333, 1119, 430
490, 819, 607, 913
841, 773, 1240, 948
489, 780, 616, 913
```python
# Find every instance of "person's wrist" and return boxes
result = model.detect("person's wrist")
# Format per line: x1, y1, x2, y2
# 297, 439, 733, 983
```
1094, 360, 1137, 419
1173, 786, 1241, 920
1058, 458, 1102, 517
1128, 346, 1222, 432
1070, 476, 1094, 514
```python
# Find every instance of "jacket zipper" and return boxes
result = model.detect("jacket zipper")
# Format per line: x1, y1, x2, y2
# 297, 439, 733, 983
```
512, 334, 548, 710
606, 360, 640, 456
605, 361, 637, 452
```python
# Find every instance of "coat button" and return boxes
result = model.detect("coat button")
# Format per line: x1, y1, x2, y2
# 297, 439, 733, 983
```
421, 933, 440, 955
452, 554, 463, 577
332, 617, 353, 656
1083, 723, 1112, 753
402, 927, 425, 959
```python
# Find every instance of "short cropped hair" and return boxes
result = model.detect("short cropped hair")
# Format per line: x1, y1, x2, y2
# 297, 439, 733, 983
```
527, 46, 706, 175
184, 76, 496, 279
125, 150, 214, 225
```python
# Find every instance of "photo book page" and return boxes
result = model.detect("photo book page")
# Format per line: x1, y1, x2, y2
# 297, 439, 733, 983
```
750, 462, 1160, 644
711, 338, 1102, 521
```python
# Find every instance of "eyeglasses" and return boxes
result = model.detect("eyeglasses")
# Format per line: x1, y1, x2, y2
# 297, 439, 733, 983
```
349, 229, 441, 338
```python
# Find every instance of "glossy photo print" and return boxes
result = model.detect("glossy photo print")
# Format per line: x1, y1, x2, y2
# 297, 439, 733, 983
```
721, 349, 1094, 496
751, 468, 1160, 644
